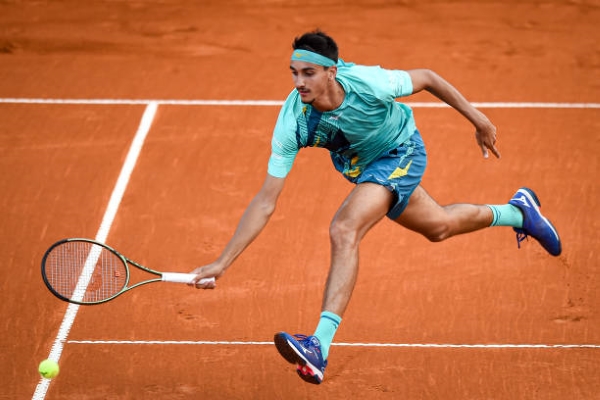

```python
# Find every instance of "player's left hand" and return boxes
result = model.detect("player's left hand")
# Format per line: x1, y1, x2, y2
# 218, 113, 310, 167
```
475, 121, 500, 159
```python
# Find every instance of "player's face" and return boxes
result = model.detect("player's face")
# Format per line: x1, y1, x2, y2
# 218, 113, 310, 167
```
290, 61, 333, 104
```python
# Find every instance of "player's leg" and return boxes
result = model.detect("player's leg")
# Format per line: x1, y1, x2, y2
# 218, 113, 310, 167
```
274, 182, 394, 384
323, 181, 393, 315
394, 185, 493, 241
395, 185, 562, 255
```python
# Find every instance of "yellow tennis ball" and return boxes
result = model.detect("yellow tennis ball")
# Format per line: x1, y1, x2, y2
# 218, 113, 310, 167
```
38, 359, 60, 379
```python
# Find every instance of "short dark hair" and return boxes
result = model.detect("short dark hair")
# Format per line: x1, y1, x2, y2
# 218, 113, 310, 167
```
292, 30, 338, 64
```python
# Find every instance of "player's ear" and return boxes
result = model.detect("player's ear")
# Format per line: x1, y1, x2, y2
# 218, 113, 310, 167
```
327, 65, 337, 81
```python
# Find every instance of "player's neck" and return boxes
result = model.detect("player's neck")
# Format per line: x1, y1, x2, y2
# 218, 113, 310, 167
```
312, 81, 345, 112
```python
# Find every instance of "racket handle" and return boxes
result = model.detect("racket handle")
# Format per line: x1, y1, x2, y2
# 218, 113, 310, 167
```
161, 272, 215, 285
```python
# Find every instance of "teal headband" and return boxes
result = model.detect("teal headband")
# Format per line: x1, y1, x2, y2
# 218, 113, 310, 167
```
291, 49, 336, 67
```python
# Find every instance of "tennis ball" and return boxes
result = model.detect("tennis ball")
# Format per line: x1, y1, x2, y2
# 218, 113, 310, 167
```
38, 359, 60, 379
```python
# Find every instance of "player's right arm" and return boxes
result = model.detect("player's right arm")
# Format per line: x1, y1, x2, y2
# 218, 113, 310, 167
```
190, 173, 286, 288
190, 92, 300, 288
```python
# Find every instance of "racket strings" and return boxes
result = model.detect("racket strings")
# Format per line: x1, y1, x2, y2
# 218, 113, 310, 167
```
44, 241, 127, 303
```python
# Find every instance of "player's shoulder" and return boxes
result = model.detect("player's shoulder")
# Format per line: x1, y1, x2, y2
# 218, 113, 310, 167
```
337, 60, 384, 79
337, 62, 396, 86
275, 90, 305, 132
337, 60, 411, 98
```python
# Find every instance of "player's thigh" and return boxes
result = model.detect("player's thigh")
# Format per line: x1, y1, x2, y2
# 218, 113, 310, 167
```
332, 182, 394, 239
393, 185, 449, 235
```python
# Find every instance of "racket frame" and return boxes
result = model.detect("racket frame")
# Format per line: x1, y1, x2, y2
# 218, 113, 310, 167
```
41, 238, 203, 305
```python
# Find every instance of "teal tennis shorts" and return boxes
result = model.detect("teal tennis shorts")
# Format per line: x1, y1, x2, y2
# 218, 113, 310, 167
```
331, 130, 427, 220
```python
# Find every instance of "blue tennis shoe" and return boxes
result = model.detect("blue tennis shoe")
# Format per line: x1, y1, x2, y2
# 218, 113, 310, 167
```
509, 187, 561, 256
274, 332, 327, 384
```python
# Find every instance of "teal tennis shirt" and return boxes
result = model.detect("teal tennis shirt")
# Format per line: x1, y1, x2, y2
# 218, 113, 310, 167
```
268, 60, 417, 179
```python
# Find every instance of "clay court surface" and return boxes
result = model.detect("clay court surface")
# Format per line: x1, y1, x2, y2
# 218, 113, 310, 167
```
1, 1, 599, 399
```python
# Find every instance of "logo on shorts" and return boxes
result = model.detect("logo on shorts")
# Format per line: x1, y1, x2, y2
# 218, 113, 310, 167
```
388, 160, 413, 179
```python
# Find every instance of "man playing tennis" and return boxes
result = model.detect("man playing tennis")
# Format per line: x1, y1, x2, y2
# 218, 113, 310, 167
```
190, 30, 561, 384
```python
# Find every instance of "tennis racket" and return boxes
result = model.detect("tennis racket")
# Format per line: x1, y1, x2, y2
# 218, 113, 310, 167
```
41, 238, 214, 305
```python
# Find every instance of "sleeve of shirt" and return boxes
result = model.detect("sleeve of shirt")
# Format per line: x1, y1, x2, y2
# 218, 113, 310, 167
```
385, 69, 413, 98
267, 93, 300, 178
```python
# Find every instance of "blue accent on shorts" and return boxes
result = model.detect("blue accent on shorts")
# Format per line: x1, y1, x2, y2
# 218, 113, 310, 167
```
331, 130, 427, 220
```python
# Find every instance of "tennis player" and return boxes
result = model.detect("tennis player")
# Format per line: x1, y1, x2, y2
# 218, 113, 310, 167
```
190, 30, 561, 384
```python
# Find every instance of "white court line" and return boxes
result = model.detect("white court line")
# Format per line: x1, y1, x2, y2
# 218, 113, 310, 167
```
0, 97, 599, 108
67, 340, 600, 349
32, 102, 159, 400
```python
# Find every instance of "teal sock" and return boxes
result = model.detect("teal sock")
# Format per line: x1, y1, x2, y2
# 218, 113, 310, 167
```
487, 204, 523, 228
313, 311, 342, 360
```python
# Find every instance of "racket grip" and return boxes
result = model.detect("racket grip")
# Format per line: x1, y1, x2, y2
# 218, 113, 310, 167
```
161, 272, 215, 285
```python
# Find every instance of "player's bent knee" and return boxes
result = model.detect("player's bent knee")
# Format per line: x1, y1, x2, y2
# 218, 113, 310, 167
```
421, 224, 452, 243
329, 219, 360, 249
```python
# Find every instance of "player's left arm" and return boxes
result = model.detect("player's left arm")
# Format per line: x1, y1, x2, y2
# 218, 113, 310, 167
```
407, 69, 500, 159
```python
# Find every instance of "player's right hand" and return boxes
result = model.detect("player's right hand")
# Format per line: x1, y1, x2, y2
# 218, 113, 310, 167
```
189, 262, 224, 289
